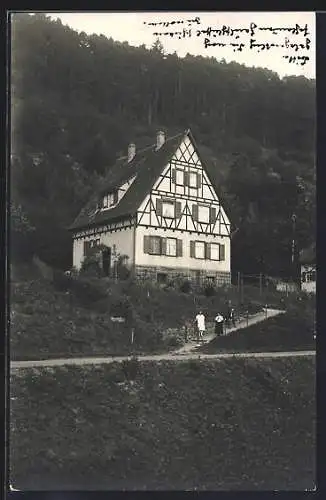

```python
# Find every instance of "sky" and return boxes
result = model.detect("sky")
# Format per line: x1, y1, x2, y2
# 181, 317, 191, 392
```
45, 11, 315, 80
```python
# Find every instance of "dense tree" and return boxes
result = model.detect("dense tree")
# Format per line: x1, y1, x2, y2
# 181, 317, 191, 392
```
10, 13, 315, 275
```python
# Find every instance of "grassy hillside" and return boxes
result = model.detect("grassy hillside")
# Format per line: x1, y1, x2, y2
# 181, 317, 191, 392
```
10, 357, 316, 490
199, 307, 315, 354
10, 263, 264, 360
10, 261, 316, 360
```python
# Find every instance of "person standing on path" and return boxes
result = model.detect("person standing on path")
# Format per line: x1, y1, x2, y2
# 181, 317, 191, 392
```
195, 311, 206, 341
224, 300, 232, 328
214, 313, 224, 337
229, 307, 236, 328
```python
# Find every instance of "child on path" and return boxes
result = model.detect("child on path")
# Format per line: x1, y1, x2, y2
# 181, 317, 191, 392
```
195, 311, 206, 341
214, 313, 224, 336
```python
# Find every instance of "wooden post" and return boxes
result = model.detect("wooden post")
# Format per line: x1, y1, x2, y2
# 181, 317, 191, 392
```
131, 328, 135, 345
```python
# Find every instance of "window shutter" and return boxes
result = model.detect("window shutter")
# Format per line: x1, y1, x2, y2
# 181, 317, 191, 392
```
190, 241, 195, 258
143, 235, 150, 254
175, 202, 182, 218
192, 204, 198, 222
171, 169, 176, 184
197, 173, 202, 189
184, 171, 189, 186
210, 207, 217, 223
219, 244, 225, 261
156, 199, 163, 216
161, 237, 167, 255
205, 243, 211, 260
113, 190, 119, 204
177, 239, 183, 257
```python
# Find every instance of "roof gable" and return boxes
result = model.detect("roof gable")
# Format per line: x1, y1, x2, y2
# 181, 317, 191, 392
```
69, 129, 234, 231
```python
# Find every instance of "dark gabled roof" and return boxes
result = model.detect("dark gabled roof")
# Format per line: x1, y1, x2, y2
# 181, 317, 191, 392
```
68, 129, 235, 232
299, 242, 316, 264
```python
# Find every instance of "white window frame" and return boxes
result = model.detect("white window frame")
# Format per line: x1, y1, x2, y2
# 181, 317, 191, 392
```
175, 169, 184, 186
162, 200, 175, 218
210, 243, 220, 261
166, 238, 177, 257
102, 192, 117, 210
198, 205, 210, 223
189, 171, 197, 188
195, 241, 205, 259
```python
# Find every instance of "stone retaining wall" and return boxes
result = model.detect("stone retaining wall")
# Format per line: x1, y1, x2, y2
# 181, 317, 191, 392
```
134, 265, 231, 287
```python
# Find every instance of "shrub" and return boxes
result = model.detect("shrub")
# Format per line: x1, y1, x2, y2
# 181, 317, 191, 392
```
70, 276, 108, 305
80, 253, 103, 277
121, 356, 141, 380
204, 284, 216, 297
52, 269, 72, 292
116, 256, 131, 280
110, 296, 133, 322
166, 335, 183, 348
180, 280, 192, 294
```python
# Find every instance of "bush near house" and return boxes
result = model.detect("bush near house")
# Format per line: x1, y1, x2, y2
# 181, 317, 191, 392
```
10, 357, 315, 490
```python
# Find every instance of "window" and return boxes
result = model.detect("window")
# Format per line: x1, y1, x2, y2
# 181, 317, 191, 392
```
144, 236, 183, 257
189, 171, 198, 188
148, 236, 161, 255
195, 241, 205, 259
166, 238, 177, 257
162, 200, 175, 218
198, 205, 210, 223
83, 238, 100, 256
176, 169, 184, 185
210, 243, 220, 261
102, 191, 118, 209
306, 271, 316, 282
190, 241, 225, 261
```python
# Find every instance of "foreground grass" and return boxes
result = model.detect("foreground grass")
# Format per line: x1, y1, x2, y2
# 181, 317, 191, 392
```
199, 310, 316, 355
10, 357, 315, 490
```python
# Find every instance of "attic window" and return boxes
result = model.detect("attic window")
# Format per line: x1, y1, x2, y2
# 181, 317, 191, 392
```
189, 171, 201, 189
102, 191, 118, 209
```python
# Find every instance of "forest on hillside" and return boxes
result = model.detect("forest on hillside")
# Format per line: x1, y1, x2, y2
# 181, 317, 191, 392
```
10, 13, 316, 277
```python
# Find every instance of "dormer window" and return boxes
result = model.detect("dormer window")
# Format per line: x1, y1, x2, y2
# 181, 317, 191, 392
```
102, 190, 118, 209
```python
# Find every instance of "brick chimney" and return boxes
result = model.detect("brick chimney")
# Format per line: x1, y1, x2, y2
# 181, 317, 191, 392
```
156, 130, 165, 151
128, 143, 136, 162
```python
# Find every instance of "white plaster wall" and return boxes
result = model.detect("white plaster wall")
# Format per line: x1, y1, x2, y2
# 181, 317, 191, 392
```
137, 193, 230, 236
302, 281, 316, 293
73, 228, 134, 270
135, 225, 230, 273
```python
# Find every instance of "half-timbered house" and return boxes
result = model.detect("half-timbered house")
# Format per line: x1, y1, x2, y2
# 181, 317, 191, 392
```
69, 129, 234, 286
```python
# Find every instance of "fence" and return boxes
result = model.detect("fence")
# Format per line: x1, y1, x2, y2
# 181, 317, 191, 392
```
229, 271, 304, 308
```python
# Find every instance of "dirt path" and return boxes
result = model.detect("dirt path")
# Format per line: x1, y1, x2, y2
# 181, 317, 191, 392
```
11, 308, 315, 370
11, 350, 315, 370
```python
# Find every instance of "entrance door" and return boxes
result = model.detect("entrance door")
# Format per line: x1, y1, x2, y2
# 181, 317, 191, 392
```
102, 247, 111, 277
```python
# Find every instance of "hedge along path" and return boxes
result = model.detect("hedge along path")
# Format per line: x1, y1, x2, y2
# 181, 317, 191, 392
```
174, 308, 286, 355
